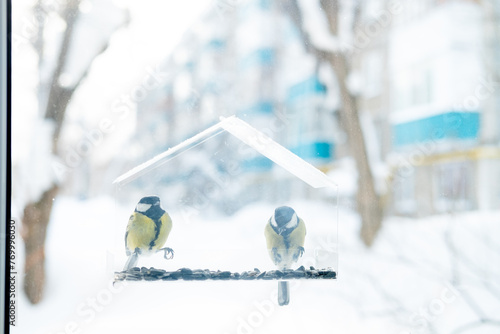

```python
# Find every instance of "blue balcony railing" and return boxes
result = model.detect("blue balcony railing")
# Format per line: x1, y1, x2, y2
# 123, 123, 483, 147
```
393, 111, 480, 147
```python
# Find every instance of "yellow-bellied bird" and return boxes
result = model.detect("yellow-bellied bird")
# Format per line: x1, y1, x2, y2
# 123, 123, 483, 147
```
123, 196, 174, 270
265, 206, 306, 306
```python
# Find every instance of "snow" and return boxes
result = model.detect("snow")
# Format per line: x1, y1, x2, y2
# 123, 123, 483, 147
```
296, 0, 358, 53
296, 0, 342, 52
14, 119, 57, 205
10, 196, 500, 334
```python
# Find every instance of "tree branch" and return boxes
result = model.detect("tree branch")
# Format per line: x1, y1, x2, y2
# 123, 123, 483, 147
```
320, 0, 338, 35
44, 0, 80, 150
44, 0, 129, 153
22, 0, 129, 304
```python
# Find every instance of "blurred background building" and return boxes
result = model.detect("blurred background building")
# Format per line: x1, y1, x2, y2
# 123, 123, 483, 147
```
382, 0, 500, 216
125, 0, 500, 217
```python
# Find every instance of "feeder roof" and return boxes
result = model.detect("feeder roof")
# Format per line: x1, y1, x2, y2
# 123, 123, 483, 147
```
113, 116, 337, 189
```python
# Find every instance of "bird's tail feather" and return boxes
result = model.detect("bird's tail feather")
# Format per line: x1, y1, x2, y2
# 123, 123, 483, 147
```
278, 281, 290, 306
123, 253, 138, 271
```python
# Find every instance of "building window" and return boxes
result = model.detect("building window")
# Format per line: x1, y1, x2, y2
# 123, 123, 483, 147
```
393, 62, 433, 111
433, 161, 474, 213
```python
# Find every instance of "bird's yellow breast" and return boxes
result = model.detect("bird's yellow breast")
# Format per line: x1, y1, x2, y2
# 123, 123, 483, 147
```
125, 212, 172, 255
264, 218, 306, 269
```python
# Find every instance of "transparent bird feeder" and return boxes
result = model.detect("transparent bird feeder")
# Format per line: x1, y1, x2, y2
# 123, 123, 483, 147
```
111, 116, 338, 283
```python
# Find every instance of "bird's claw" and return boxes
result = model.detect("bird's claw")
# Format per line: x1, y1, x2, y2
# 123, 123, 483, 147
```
293, 246, 305, 261
160, 247, 174, 260
298, 246, 305, 257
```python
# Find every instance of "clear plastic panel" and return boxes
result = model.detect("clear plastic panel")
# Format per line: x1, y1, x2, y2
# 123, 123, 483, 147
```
111, 117, 338, 281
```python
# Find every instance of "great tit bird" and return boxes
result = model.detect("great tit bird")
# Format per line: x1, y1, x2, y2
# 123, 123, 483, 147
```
264, 206, 306, 306
123, 196, 174, 270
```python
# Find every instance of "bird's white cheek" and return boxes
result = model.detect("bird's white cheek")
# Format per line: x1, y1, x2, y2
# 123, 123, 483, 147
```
136, 203, 152, 212
271, 216, 278, 228
285, 213, 298, 229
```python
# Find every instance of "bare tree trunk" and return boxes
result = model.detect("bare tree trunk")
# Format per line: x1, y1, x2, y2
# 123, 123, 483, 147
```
21, 0, 126, 303
20, 0, 80, 304
21, 185, 59, 304
22, 0, 79, 304
282, 0, 383, 246
326, 52, 383, 246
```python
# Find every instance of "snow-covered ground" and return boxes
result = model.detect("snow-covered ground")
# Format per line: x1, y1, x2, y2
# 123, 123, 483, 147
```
10, 196, 500, 334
